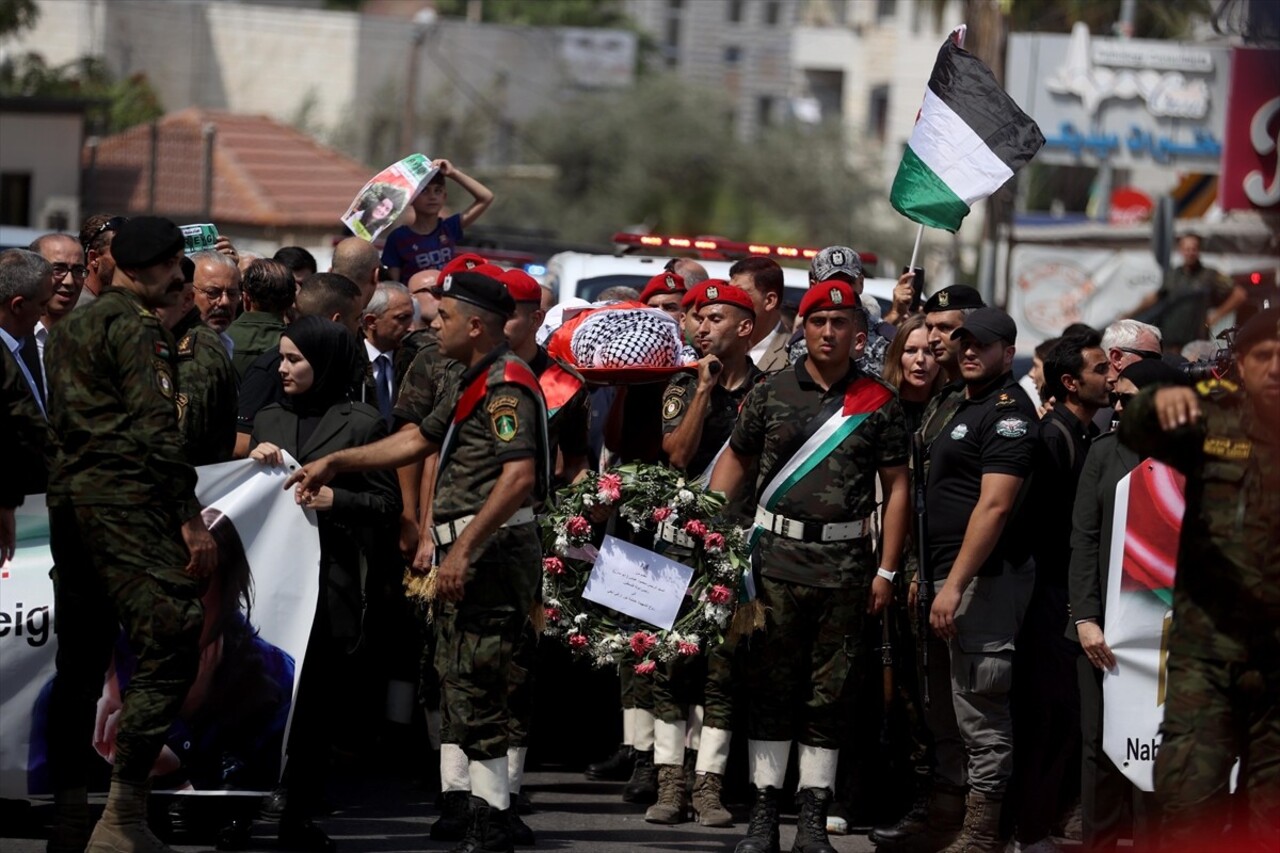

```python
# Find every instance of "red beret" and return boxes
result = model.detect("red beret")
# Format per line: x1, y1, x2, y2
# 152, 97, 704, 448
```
439, 252, 489, 278
798, 280, 857, 317
470, 262, 506, 280
696, 281, 754, 317
639, 271, 686, 305
681, 281, 709, 310
498, 268, 543, 303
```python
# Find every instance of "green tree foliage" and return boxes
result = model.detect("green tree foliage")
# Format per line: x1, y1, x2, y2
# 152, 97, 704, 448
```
0, 53, 164, 134
1007, 0, 1211, 38
481, 75, 909, 258
0, 0, 38, 38
435, 0, 631, 28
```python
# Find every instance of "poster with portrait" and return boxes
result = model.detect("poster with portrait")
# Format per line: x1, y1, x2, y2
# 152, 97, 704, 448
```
0, 458, 321, 799
340, 153, 438, 242
1101, 458, 1184, 792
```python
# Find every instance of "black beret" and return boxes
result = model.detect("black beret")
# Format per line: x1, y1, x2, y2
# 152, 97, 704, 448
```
430, 270, 515, 319
923, 284, 985, 313
111, 216, 184, 269
1234, 307, 1280, 354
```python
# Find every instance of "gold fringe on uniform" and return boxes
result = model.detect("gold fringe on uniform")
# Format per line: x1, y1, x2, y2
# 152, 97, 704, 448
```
727, 598, 766, 640
403, 566, 438, 617
529, 599, 546, 635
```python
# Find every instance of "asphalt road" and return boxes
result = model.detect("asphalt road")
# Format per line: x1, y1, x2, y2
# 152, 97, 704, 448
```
2, 767, 878, 853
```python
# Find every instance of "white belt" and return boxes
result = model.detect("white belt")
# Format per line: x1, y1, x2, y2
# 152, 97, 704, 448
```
655, 520, 695, 549
432, 506, 537, 547
753, 506, 872, 543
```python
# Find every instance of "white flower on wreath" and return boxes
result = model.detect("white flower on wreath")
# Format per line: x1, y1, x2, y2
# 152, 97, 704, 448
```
676, 489, 695, 507
704, 603, 731, 626
574, 613, 589, 625
554, 535, 569, 553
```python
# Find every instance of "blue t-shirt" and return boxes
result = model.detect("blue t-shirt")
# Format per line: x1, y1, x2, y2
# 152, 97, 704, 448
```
380, 214, 465, 279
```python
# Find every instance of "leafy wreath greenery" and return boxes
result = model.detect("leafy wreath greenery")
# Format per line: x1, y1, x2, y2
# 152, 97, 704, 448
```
540, 463, 750, 672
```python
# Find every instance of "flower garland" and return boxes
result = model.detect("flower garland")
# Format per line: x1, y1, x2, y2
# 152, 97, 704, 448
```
540, 463, 748, 671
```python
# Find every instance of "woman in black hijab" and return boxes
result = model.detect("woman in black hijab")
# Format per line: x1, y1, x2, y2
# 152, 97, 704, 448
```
1067, 358, 1190, 852
243, 317, 400, 851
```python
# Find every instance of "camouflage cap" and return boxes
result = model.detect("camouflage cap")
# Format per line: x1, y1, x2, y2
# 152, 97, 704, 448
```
809, 245, 863, 283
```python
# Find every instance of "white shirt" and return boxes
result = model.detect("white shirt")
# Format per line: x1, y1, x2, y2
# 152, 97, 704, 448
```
748, 320, 785, 365
363, 339, 394, 403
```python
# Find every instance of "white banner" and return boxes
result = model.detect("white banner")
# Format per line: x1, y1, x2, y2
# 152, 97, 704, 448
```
1101, 459, 1183, 791
0, 458, 321, 800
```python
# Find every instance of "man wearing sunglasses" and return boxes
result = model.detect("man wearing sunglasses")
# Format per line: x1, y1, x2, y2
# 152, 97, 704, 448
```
1100, 319, 1163, 383
75, 214, 126, 308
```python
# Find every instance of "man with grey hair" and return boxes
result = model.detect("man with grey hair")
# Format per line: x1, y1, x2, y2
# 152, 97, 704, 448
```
332, 236, 381, 309
670, 257, 709, 287
1, 249, 55, 546
361, 281, 415, 425
1100, 318, 1163, 383
25, 233, 85, 399
191, 249, 243, 356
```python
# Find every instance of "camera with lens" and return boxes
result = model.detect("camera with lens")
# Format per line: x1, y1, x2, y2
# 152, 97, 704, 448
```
1181, 327, 1237, 382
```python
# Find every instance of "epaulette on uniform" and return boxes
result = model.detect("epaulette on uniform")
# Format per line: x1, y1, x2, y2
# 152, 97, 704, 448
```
1194, 377, 1239, 402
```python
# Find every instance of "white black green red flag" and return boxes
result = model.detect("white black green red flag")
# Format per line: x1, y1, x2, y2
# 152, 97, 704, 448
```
890, 27, 1044, 233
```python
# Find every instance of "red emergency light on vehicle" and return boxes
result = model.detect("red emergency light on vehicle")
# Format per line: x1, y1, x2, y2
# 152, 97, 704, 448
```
611, 232, 878, 266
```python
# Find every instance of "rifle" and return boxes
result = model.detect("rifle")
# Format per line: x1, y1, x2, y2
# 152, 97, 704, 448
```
913, 431, 932, 709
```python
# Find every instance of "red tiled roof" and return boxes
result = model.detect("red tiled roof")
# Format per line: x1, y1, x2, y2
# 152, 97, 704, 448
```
83, 109, 373, 229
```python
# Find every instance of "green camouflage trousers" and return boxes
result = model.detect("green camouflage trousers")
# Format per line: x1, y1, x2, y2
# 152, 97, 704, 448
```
745, 576, 869, 748
1155, 653, 1280, 844
46, 504, 203, 788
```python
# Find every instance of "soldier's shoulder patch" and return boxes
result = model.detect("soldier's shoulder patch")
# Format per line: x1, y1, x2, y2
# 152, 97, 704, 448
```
1202, 435, 1251, 460
995, 392, 1018, 410
1195, 378, 1239, 399
995, 416, 1028, 438
177, 334, 196, 359
662, 390, 685, 421
153, 358, 175, 399
176, 392, 189, 424
488, 395, 519, 442
950, 423, 969, 440
153, 340, 171, 360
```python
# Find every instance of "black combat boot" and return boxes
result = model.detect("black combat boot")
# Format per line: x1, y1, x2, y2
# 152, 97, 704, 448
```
505, 806, 535, 846
430, 789, 472, 841
792, 787, 837, 853
870, 782, 966, 852
733, 786, 781, 853
621, 750, 658, 804
451, 797, 513, 853
584, 744, 637, 781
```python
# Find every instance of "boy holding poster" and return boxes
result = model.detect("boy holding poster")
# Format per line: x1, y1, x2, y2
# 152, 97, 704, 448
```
382, 159, 495, 282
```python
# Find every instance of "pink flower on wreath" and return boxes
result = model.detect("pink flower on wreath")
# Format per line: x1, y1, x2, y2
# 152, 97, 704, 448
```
597, 473, 623, 503
683, 519, 708, 538
703, 532, 726, 552
566, 515, 591, 537
568, 633, 589, 650
652, 506, 673, 523
677, 640, 700, 656
542, 556, 566, 575
544, 607, 561, 623
630, 631, 657, 656
634, 660, 656, 675
707, 584, 733, 605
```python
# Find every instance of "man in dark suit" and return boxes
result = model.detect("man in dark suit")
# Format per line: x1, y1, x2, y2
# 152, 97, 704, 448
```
0, 249, 54, 554
1068, 359, 1188, 850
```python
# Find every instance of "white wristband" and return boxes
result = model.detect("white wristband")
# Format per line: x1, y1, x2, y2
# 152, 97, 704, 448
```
876, 568, 897, 582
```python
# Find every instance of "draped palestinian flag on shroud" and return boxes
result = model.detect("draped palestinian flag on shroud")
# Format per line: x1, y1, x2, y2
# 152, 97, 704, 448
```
890, 28, 1045, 233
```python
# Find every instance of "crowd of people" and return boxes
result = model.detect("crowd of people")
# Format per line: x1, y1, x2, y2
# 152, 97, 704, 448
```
0, 158, 1276, 853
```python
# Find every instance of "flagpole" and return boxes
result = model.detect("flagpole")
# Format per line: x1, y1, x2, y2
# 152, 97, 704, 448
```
908, 223, 924, 272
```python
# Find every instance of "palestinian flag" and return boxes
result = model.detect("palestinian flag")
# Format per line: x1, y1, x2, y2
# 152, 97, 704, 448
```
890, 27, 1044, 233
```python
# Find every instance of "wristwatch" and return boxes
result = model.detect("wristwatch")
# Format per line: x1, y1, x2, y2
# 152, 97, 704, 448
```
876, 567, 898, 582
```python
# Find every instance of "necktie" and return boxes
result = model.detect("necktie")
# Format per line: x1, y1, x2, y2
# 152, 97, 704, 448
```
375, 354, 393, 425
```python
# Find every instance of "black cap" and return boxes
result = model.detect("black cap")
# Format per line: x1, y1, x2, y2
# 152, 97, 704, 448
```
430, 271, 515, 319
923, 284, 985, 313
951, 307, 1017, 345
1234, 307, 1280, 354
111, 216, 184, 269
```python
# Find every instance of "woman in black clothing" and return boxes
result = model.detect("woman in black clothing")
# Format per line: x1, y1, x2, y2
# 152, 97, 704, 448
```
882, 312, 944, 432
237, 317, 400, 851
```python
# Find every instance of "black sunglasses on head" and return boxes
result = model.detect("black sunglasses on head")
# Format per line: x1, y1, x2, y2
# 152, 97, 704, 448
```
1117, 346, 1162, 361
82, 216, 128, 250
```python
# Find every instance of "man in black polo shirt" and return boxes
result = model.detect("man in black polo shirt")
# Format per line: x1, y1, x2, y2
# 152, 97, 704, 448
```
924, 307, 1038, 853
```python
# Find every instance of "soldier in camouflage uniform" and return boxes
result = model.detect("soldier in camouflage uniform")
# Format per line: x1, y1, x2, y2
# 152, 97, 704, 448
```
157, 256, 238, 466
648, 282, 763, 827
43, 217, 218, 853
1118, 307, 1280, 846
226, 258, 293, 380
287, 271, 549, 853
711, 280, 911, 853
786, 246, 897, 377
872, 284, 986, 851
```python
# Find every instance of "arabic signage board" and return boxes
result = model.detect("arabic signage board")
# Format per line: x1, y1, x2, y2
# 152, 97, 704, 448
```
1006, 26, 1230, 171
1219, 47, 1280, 212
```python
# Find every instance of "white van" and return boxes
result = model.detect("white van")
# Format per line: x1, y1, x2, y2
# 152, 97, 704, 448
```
543, 251, 898, 315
